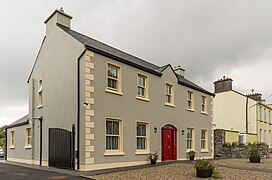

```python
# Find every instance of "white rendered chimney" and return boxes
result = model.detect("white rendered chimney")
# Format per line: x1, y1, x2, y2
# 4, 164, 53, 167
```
174, 65, 185, 77
44, 8, 73, 34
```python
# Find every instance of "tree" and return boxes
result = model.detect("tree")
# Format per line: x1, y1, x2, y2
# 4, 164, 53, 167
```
0, 126, 6, 150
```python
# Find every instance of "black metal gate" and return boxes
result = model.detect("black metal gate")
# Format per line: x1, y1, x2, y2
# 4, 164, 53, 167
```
48, 125, 75, 169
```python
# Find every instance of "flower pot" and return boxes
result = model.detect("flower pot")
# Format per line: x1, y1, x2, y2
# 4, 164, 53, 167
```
150, 158, 157, 165
196, 168, 212, 178
250, 157, 260, 163
189, 156, 195, 161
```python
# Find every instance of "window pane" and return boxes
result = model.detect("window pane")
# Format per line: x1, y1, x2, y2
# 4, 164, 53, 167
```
106, 136, 111, 149
112, 137, 119, 149
108, 66, 118, 78
106, 121, 112, 134
166, 95, 171, 103
137, 137, 146, 149
201, 140, 206, 149
201, 130, 206, 139
138, 87, 145, 96
187, 129, 192, 138
113, 121, 119, 135
187, 140, 192, 149
137, 124, 146, 136
108, 79, 117, 89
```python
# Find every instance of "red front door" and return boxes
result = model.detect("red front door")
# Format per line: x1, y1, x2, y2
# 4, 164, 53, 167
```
162, 126, 177, 161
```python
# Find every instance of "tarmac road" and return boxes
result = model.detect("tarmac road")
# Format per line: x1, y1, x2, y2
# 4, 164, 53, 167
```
0, 160, 85, 180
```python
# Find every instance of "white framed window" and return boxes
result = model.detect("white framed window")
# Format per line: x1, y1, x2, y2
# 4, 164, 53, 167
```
201, 96, 207, 113
10, 131, 15, 148
201, 129, 208, 150
25, 128, 31, 148
269, 130, 271, 148
264, 108, 266, 122
136, 122, 150, 152
187, 91, 194, 110
38, 80, 43, 108
259, 106, 262, 120
107, 63, 122, 94
165, 83, 174, 106
269, 110, 271, 124
260, 129, 262, 142
105, 118, 124, 155
187, 128, 194, 150
264, 129, 266, 143
137, 74, 148, 99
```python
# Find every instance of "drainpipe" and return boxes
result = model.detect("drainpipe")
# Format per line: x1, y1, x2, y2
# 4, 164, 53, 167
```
39, 116, 43, 166
246, 96, 248, 133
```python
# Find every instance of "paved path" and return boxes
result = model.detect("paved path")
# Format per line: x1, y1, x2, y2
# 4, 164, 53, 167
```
0, 161, 85, 180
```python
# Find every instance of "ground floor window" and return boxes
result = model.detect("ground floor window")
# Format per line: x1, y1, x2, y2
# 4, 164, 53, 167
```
136, 122, 148, 150
106, 119, 121, 150
25, 128, 32, 147
187, 128, 194, 150
201, 129, 207, 150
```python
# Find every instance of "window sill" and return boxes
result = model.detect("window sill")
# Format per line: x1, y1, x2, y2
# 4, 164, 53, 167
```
37, 105, 43, 109
136, 96, 150, 102
201, 150, 209, 153
135, 151, 150, 155
201, 111, 208, 115
104, 151, 125, 156
186, 149, 195, 153
165, 103, 175, 108
24, 145, 32, 149
9, 146, 15, 149
105, 89, 123, 96
187, 108, 195, 112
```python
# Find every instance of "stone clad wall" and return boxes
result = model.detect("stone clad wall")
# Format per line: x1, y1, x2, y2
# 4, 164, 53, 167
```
214, 129, 269, 158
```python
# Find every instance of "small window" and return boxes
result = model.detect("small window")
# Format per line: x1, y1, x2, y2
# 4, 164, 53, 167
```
25, 128, 31, 147
259, 106, 262, 120
137, 74, 148, 98
260, 129, 262, 142
201, 129, 208, 150
106, 119, 120, 150
201, 96, 207, 113
10, 131, 15, 147
269, 110, 271, 123
166, 83, 174, 105
187, 91, 194, 110
264, 108, 266, 122
38, 80, 43, 107
136, 123, 147, 150
107, 64, 120, 91
187, 128, 194, 150
264, 129, 267, 143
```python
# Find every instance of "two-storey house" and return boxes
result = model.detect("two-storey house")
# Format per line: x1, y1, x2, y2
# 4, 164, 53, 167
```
6, 9, 214, 171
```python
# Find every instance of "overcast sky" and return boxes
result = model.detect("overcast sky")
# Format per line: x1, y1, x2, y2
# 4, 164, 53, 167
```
1, 0, 272, 126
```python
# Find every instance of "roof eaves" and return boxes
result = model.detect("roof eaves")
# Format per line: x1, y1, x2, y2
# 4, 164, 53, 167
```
85, 45, 162, 77
6, 119, 29, 129
178, 80, 214, 96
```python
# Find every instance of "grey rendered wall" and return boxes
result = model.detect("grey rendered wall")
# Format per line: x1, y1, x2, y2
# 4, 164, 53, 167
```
6, 124, 32, 159
28, 21, 85, 163
91, 53, 212, 164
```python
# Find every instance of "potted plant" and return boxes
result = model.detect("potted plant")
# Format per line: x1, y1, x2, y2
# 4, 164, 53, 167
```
187, 150, 196, 161
248, 148, 262, 163
149, 151, 158, 165
194, 159, 214, 178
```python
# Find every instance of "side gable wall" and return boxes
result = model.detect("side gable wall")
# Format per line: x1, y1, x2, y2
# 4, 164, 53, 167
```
27, 24, 85, 163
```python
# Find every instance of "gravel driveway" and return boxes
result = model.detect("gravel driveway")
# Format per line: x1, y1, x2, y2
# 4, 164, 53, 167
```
89, 158, 272, 180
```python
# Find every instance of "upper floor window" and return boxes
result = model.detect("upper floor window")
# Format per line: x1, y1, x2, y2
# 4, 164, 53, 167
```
187, 91, 194, 110
259, 106, 262, 120
38, 80, 43, 108
25, 128, 31, 148
201, 96, 207, 113
137, 74, 148, 99
165, 83, 174, 105
269, 110, 271, 123
264, 108, 267, 122
107, 63, 121, 92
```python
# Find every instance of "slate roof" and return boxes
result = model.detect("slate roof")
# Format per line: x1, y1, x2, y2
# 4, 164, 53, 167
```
58, 24, 213, 96
6, 115, 29, 129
